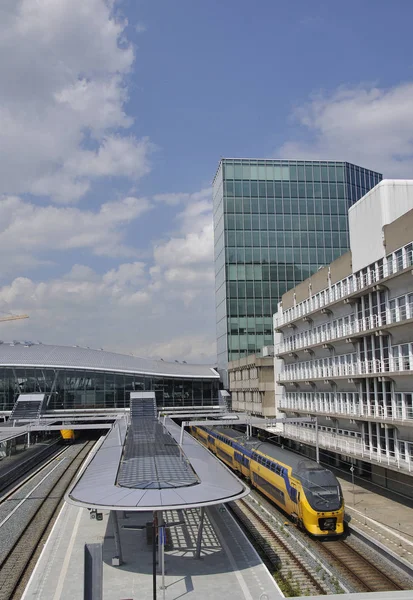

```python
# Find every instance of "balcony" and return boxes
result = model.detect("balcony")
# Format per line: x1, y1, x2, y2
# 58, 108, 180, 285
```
279, 357, 413, 383
283, 424, 413, 473
279, 397, 413, 423
279, 307, 413, 355
279, 244, 413, 328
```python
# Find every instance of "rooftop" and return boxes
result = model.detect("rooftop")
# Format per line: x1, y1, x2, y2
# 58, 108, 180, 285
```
0, 342, 219, 379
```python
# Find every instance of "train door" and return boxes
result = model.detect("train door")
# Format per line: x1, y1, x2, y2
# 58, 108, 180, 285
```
290, 482, 303, 528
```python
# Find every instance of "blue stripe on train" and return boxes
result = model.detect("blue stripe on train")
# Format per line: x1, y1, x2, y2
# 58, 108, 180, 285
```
202, 426, 296, 503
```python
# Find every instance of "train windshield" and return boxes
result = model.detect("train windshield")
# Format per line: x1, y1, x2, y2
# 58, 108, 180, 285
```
300, 468, 343, 511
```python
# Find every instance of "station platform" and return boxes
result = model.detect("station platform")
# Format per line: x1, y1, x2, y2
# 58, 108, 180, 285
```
338, 474, 413, 569
22, 500, 282, 600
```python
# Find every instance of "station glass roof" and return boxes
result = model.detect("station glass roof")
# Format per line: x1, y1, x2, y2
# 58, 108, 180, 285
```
0, 342, 219, 379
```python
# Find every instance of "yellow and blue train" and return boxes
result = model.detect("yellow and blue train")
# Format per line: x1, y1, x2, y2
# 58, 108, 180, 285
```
191, 425, 344, 537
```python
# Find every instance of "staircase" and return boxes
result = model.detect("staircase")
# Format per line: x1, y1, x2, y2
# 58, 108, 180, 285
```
10, 393, 46, 422
130, 392, 157, 423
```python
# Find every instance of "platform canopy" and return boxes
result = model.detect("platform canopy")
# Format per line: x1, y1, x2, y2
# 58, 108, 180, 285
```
66, 393, 249, 511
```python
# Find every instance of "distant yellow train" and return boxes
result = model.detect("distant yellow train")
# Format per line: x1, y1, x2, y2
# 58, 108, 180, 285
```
60, 429, 77, 443
191, 425, 345, 537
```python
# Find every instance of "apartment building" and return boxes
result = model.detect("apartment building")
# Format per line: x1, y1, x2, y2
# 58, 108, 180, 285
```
274, 180, 413, 496
228, 347, 275, 416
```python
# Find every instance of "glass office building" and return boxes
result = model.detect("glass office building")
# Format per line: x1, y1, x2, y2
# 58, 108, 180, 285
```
213, 159, 382, 378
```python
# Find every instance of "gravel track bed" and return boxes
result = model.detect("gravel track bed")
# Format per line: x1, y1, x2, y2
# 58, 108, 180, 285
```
0, 447, 75, 565
0, 442, 60, 494
346, 533, 413, 589
314, 536, 411, 592
0, 442, 93, 600
246, 490, 350, 594
231, 496, 333, 597
0, 447, 68, 526
249, 487, 413, 594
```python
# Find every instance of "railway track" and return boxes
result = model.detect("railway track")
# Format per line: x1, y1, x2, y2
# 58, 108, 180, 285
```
0, 445, 68, 506
246, 487, 409, 594
316, 538, 404, 593
0, 440, 61, 495
230, 497, 329, 597
0, 441, 94, 600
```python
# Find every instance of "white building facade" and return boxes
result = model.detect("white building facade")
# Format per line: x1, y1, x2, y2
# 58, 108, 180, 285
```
274, 181, 413, 496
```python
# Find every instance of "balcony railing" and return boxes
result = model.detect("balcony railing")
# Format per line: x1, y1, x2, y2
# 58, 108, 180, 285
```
284, 424, 412, 472
280, 245, 413, 327
280, 356, 413, 382
280, 305, 413, 353
279, 397, 413, 422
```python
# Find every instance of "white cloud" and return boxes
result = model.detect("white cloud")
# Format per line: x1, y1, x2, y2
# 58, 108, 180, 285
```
153, 189, 214, 289
278, 82, 413, 176
0, 0, 150, 203
0, 258, 216, 362
0, 184, 218, 362
0, 194, 151, 273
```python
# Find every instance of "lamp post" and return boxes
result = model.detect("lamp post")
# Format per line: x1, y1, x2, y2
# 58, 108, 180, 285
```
350, 465, 355, 506
153, 511, 157, 600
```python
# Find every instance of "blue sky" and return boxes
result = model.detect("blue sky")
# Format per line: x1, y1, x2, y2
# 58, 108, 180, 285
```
1, 0, 413, 362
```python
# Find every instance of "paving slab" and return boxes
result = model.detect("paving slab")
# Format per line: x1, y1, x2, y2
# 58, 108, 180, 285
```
338, 475, 413, 566
22, 501, 282, 600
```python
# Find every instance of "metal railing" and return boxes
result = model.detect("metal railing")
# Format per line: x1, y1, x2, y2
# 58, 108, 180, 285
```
280, 356, 413, 382
284, 424, 412, 472
280, 246, 413, 326
279, 396, 413, 422
281, 305, 413, 353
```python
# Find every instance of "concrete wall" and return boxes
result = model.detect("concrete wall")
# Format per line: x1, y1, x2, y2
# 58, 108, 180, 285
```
384, 206, 413, 254
349, 180, 413, 272
280, 252, 352, 310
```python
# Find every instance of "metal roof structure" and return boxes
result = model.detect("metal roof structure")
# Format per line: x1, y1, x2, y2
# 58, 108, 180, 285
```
0, 342, 219, 379
66, 417, 249, 511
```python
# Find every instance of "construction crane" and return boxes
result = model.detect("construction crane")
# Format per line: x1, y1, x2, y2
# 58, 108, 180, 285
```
0, 313, 29, 323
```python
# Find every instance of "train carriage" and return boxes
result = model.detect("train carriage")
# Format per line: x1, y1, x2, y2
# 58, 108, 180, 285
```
60, 429, 77, 443
191, 425, 344, 537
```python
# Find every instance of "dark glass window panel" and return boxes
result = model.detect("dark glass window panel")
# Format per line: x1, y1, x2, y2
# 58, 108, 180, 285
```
274, 182, 282, 196
305, 165, 313, 180
321, 166, 329, 181
234, 180, 242, 196
313, 166, 321, 181
290, 182, 298, 197
282, 182, 290, 196
225, 180, 234, 196
259, 198, 267, 213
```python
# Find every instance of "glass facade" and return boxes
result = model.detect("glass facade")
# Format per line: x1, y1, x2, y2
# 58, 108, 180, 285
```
0, 368, 220, 412
213, 159, 382, 375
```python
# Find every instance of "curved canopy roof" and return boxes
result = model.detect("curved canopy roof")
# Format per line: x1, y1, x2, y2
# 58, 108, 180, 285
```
0, 342, 219, 379
67, 417, 249, 511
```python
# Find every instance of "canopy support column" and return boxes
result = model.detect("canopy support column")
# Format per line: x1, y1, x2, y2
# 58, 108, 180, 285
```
195, 506, 205, 559
111, 511, 123, 566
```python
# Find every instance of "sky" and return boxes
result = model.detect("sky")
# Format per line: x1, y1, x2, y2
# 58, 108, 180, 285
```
1, 0, 413, 364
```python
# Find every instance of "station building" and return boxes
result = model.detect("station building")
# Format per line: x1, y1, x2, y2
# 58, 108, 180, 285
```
0, 342, 222, 416
274, 180, 413, 495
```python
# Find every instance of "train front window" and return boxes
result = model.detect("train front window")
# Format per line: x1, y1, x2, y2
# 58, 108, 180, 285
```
299, 467, 343, 511
304, 483, 342, 511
